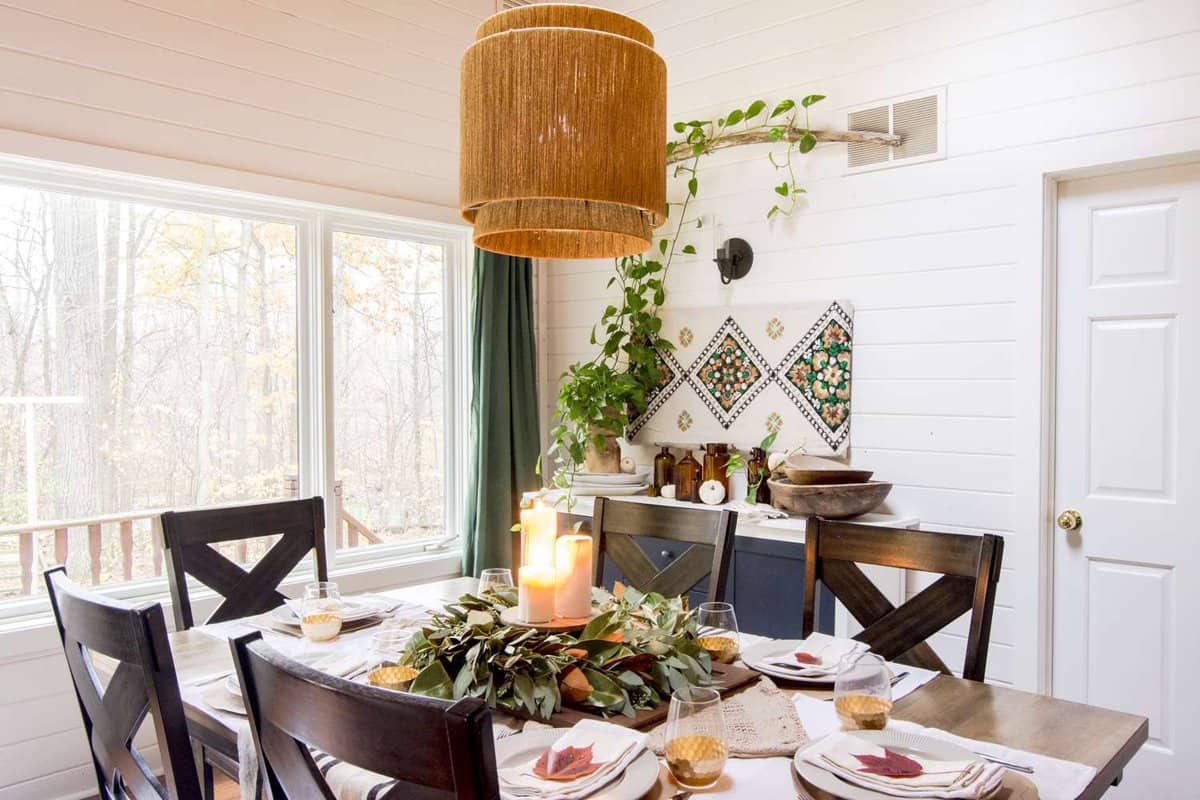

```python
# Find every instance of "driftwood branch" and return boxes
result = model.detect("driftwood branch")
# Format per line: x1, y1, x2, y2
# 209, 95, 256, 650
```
666, 128, 900, 164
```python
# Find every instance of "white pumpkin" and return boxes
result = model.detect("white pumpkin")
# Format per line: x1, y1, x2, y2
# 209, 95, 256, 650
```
766, 451, 787, 472
660, 484, 677, 499
699, 479, 726, 506
620, 456, 637, 474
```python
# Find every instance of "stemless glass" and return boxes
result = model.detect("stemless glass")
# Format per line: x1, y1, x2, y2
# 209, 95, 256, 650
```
365, 629, 418, 691
300, 581, 343, 642
477, 567, 514, 595
696, 601, 740, 664
664, 687, 728, 790
833, 652, 893, 730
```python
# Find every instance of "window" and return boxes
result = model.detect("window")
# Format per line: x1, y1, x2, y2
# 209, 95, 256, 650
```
0, 158, 469, 613
332, 229, 448, 549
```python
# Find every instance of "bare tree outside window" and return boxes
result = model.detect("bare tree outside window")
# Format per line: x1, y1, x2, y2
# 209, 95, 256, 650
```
0, 186, 299, 597
332, 231, 446, 548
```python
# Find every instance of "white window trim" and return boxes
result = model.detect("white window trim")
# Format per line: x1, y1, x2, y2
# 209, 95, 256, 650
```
0, 152, 471, 622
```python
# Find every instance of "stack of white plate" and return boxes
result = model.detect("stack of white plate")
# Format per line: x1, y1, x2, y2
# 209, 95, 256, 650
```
569, 468, 651, 496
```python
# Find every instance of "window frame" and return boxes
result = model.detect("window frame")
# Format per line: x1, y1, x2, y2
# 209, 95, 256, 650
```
0, 154, 471, 621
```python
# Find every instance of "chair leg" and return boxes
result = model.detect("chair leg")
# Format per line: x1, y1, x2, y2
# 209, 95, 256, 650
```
197, 743, 214, 800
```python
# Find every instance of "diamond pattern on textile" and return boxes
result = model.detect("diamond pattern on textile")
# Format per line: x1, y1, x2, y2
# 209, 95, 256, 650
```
627, 348, 687, 438
775, 302, 854, 450
689, 317, 771, 429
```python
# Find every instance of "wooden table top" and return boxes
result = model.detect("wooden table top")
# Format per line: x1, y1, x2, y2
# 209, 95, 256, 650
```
163, 576, 1147, 800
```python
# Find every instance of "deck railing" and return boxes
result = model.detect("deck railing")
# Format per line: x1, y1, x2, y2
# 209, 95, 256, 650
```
0, 479, 383, 599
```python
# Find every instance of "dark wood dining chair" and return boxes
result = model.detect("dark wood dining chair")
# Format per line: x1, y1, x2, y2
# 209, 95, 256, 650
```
160, 496, 327, 630
801, 518, 1005, 682
44, 567, 203, 800
230, 632, 500, 800
590, 497, 737, 602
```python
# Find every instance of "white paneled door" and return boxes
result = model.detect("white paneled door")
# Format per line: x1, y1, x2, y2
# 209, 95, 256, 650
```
1053, 163, 1200, 794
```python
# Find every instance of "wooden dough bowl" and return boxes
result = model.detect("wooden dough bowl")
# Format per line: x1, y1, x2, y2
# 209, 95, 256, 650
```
767, 478, 893, 519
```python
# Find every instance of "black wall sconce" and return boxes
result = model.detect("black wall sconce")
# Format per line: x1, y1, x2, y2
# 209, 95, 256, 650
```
714, 237, 753, 284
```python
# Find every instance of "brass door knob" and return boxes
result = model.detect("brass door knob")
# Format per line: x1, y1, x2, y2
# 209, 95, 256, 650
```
1056, 509, 1082, 531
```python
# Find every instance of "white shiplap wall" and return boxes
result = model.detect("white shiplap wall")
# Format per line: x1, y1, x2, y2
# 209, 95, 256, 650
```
539, 0, 1200, 691
0, 1, 487, 796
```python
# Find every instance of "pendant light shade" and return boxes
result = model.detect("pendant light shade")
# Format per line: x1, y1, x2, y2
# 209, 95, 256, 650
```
460, 4, 667, 259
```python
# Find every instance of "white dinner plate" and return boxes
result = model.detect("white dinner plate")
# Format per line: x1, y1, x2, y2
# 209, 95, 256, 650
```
793, 731, 980, 800
743, 642, 838, 685
494, 728, 658, 800
568, 484, 650, 497
271, 596, 390, 625
226, 651, 365, 698
570, 469, 650, 486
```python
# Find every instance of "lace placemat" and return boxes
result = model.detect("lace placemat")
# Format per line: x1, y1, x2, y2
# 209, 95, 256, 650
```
648, 677, 809, 758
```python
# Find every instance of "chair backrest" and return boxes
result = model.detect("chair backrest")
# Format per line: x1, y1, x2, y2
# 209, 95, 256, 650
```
160, 497, 327, 629
44, 567, 202, 800
590, 497, 737, 602
231, 633, 500, 800
801, 519, 1004, 682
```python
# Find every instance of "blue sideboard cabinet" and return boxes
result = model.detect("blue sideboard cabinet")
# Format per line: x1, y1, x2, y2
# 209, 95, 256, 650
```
594, 531, 835, 638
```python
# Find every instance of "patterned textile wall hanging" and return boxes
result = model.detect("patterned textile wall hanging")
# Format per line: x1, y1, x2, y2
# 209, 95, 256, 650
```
627, 301, 853, 456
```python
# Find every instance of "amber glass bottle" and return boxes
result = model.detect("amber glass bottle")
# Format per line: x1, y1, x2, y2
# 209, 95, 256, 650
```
748, 446, 770, 504
651, 446, 676, 498
702, 443, 730, 496
676, 450, 701, 502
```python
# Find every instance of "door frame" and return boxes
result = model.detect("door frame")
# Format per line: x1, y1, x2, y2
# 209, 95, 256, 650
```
1035, 150, 1200, 695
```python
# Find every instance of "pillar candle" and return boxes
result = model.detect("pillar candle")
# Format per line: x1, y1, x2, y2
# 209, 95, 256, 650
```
555, 534, 593, 619
520, 502, 557, 569
517, 564, 556, 623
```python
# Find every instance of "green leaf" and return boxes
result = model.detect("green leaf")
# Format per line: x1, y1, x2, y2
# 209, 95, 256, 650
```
410, 662, 454, 700
692, 142, 705, 156
746, 99, 766, 118
726, 109, 744, 126
799, 132, 817, 154
453, 664, 475, 699
774, 182, 789, 197
696, 218, 704, 229
761, 430, 778, 450
666, 141, 677, 156
767, 205, 782, 219
681, 244, 696, 255
770, 99, 795, 118
687, 177, 698, 197
801, 94, 826, 108
658, 239, 668, 255
768, 127, 784, 142
673, 121, 686, 133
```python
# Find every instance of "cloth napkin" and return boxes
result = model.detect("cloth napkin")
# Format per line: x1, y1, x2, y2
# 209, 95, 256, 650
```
792, 694, 1098, 800
498, 720, 648, 800
800, 732, 1004, 798
761, 632, 869, 677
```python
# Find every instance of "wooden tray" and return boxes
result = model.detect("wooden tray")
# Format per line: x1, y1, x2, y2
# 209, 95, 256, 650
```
526, 662, 762, 730
498, 606, 599, 631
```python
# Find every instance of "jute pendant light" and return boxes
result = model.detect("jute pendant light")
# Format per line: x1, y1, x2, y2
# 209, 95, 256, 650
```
460, 4, 667, 259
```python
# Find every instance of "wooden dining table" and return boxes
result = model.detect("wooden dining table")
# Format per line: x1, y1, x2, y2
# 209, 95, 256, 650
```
159, 576, 1147, 800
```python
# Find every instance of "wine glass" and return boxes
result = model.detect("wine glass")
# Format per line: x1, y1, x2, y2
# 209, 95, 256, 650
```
365, 629, 418, 691
477, 567, 514, 595
833, 652, 892, 730
696, 601, 740, 664
664, 686, 728, 790
300, 581, 343, 642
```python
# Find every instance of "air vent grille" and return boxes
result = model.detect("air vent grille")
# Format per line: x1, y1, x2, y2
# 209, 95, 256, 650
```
501, 0, 538, 8
846, 89, 944, 173
847, 106, 890, 169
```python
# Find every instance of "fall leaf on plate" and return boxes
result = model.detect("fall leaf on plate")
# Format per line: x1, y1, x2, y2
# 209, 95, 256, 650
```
794, 652, 822, 665
852, 748, 924, 778
532, 743, 608, 781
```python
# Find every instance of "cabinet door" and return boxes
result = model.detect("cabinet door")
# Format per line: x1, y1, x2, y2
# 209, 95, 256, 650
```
730, 537, 833, 638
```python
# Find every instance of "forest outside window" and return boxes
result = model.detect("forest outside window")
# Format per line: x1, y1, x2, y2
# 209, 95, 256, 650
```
0, 160, 469, 614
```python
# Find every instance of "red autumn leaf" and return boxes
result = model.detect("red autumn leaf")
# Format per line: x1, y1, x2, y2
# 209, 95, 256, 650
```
532, 743, 608, 781
852, 748, 924, 778
794, 651, 822, 665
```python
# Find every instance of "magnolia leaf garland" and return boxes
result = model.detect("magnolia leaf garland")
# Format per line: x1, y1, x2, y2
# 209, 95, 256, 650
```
401, 586, 712, 720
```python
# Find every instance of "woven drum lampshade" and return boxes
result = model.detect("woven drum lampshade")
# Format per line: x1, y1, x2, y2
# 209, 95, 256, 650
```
460, 4, 667, 259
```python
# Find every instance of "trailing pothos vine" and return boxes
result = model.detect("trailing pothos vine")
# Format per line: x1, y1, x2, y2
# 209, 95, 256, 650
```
546, 95, 828, 499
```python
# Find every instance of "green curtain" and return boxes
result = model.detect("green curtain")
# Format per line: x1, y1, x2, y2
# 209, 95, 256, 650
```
462, 248, 540, 576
